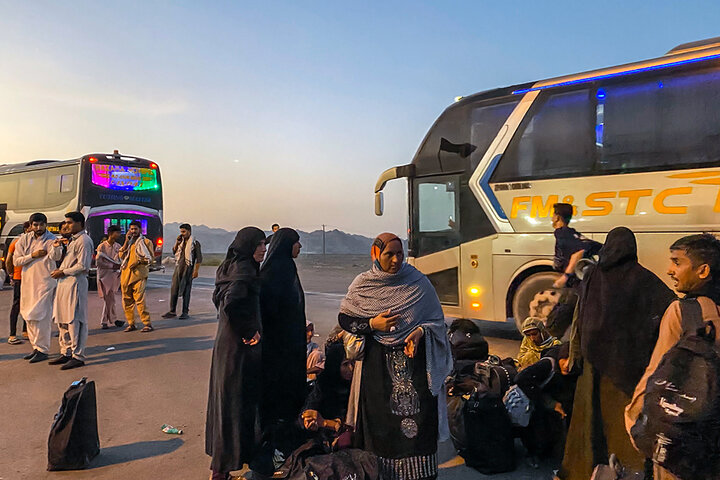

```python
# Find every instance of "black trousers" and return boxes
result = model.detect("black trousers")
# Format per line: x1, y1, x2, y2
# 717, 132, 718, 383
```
10, 280, 26, 336
169, 270, 193, 314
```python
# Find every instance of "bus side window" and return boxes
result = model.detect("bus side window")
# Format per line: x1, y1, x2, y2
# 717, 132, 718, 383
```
597, 68, 720, 173
491, 89, 594, 182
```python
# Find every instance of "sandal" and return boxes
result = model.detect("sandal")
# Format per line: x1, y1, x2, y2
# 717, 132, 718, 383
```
124, 325, 137, 332
141, 325, 154, 332
7, 336, 22, 345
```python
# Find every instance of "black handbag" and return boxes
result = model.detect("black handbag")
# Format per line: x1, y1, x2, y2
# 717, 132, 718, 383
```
47, 377, 100, 471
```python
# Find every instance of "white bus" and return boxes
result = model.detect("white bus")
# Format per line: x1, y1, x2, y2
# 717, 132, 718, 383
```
0, 151, 164, 287
374, 37, 720, 330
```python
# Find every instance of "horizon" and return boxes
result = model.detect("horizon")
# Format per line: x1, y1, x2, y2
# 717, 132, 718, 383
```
1, 2, 718, 237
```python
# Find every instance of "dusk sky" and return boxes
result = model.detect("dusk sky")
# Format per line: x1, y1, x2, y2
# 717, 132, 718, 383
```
1, 1, 718, 237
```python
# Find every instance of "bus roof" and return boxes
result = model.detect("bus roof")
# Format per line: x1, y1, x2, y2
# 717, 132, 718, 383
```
452, 37, 720, 107
0, 152, 155, 175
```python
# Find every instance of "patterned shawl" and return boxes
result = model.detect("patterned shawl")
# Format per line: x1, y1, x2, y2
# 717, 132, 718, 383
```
340, 261, 452, 397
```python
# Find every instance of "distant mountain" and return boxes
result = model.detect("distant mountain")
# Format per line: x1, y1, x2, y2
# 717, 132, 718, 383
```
163, 223, 377, 254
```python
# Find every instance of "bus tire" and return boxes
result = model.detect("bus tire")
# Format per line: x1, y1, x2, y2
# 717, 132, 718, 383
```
511, 271, 561, 331
88, 276, 97, 291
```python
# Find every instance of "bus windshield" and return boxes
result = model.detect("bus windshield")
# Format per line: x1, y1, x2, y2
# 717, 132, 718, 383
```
83, 161, 163, 210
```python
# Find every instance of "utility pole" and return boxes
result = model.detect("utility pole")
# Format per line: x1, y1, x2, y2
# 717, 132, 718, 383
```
322, 224, 326, 256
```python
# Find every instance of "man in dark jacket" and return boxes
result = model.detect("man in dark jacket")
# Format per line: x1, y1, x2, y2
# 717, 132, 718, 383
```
162, 223, 202, 319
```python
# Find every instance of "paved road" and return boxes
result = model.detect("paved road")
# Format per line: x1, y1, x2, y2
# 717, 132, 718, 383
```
0, 267, 551, 480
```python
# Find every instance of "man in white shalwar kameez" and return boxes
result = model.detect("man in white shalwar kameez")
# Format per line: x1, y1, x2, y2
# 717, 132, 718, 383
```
49, 212, 94, 369
12, 213, 57, 363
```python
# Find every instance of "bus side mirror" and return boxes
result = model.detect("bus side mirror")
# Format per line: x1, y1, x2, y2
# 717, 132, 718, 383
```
375, 192, 384, 216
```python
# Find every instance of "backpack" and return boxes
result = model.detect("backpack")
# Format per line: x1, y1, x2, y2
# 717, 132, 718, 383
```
47, 378, 100, 471
630, 298, 720, 480
474, 355, 517, 397
446, 372, 516, 474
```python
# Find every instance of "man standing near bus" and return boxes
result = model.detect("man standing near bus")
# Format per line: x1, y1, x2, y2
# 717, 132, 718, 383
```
96, 225, 123, 329
49, 212, 93, 369
546, 203, 601, 338
162, 223, 202, 320
4, 221, 30, 345
119, 221, 154, 332
12, 213, 57, 363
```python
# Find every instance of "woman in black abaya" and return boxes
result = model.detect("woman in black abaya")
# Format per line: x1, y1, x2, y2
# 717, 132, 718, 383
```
558, 227, 676, 479
259, 228, 307, 429
205, 227, 267, 480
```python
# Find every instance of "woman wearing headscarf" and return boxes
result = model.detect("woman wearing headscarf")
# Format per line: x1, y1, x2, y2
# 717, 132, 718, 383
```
301, 343, 354, 437
339, 233, 452, 480
205, 227, 267, 480
259, 227, 307, 430
517, 317, 562, 369
558, 227, 676, 480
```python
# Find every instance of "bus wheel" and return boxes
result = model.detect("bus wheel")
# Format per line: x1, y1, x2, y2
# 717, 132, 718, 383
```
511, 271, 561, 331
88, 276, 97, 291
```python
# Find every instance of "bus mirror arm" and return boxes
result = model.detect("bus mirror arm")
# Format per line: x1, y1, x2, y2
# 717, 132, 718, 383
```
374, 164, 415, 216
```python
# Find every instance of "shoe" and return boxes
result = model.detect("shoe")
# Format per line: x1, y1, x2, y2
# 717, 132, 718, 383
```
60, 358, 85, 370
101, 324, 110, 330
125, 324, 137, 332
161, 311, 177, 318
7, 336, 22, 345
49, 355, 71, 365
526, 455, 540, 469
141, 325, 154, 332
29, 352, 49, 363
114, 320, 125, 328
24, 349, 39, 360
178, 313, 190, 320
21, 331, 29, 339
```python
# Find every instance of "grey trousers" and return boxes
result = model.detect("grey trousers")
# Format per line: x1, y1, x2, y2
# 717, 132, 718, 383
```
58, 320, 88, 361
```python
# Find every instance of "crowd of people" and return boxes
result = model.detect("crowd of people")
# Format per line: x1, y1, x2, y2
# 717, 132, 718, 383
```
202, 207, 720, 480
5, 207, 720, 480
3, 213, 203, 368
510, 204, 720, 480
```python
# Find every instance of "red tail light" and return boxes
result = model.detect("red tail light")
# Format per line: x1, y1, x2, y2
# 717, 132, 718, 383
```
150, 162, 158, 169
157, 237, 163, 246
89, 157, 98, 163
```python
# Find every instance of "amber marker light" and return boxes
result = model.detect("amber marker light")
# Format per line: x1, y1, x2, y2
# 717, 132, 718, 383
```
471, 302, 482, 309
468, 286, 481, 296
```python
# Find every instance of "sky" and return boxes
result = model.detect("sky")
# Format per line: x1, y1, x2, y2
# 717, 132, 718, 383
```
1, 1, 719, 237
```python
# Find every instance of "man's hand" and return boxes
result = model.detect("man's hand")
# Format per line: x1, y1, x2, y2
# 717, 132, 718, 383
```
243, 331, 261, 345
192, 269, 199, 279
370, 309, 399, 332
553, 274, 568, 289
404, 327, 424, 358
51, 269, 65, 279
31, 249, 48, 258
553, 402, 567, 419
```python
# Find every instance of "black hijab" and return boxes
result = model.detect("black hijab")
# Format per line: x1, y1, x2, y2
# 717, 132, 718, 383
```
215, 227, 266, 291
578, 226, 676, 396
260, 228, 303, 299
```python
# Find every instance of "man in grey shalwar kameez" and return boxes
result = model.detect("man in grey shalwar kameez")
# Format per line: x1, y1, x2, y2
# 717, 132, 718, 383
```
49, 212, 94, 370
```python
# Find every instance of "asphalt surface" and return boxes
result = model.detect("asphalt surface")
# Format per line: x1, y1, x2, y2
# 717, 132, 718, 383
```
0, 262, 552, 480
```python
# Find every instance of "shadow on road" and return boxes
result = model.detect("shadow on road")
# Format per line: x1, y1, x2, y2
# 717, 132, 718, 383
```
85, 335, 215, 365
87, 438, 185, 469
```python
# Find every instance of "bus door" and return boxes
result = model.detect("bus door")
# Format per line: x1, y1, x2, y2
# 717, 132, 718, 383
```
411, 175, 462, 316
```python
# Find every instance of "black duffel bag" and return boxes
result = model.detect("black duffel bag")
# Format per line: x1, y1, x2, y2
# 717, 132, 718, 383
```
47, 377, 100, 471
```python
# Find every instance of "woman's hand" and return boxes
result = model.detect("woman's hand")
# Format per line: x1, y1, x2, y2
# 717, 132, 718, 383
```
301, 409, 323, 431
243, 331, 261, 345
370, 309, 399, 332
404, 327, 424, 358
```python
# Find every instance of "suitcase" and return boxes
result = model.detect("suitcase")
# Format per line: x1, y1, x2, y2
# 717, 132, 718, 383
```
47, 377, 100, 471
